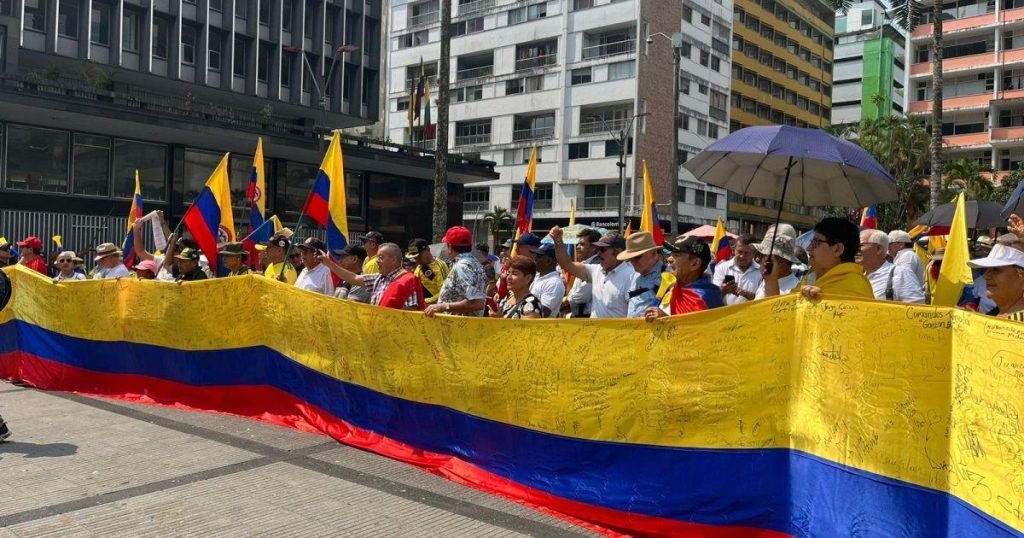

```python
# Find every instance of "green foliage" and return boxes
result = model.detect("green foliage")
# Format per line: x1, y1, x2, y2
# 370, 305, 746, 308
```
996, 165, 1024, 203
482, 206, 513, 247
942, 158, 996, 202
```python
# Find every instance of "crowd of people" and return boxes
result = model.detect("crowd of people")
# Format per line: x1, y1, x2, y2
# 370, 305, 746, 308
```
2, 211, 1024, 324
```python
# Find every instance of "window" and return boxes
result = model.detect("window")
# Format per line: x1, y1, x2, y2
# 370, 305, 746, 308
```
506, 75, 543, 95
455, 85, 483, 102
700, 13, 710, 25
515, 40, 557, 70
73, 135, 110, 196
700, 50, 709, 67
152, 17, 170, 59
604, 137, 632, 156
234, 37, 248, 76
455, 120, 491, 145
572, 0, 593, 10
181, 25, 197, 64
280, 51, 293, 86
259, 0, 270, 23
860, 8, 873, 26
533, 183, 553, 210
399, 30, 429, 48
282, 0, 293, 31
452, 17, 484, 36
24, 0, 47, 32
508, 3, 546, 24
257, 42, 270, 81
571, 67, 592, 85
236, 0, 248, 18
304, 0, 316, 37
122, 11, 140, 52
210, 0, 223, 11
683, 5, 692, 22
513, 113, 555, 140
91, 2, 111, 45
608, 61, 634, 80
681, 77, 690, 95
582, 184, 618, 209
698, 84, 708, 94
396, 97, 410, 111
680, 41, 690, 59
209, 32, 222, 70
710, 55, 720, 72
5, 125, 69, 193
708, 123, 719, 139
568, 142, 589, 159
694, 189, 718, 208
59, 0, 80, 38
464, 187, 490, 212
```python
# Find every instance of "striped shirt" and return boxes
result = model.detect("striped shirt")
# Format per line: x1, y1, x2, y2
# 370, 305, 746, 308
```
364, 268, 420, 309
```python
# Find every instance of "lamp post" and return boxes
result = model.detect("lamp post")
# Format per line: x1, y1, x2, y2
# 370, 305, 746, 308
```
286, 44, 360, 151
589, 111, 649, 234
648, 31, 684, 238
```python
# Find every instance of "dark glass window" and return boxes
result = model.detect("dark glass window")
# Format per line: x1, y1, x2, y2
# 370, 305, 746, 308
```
181, 25, 197, 64
24, 0, 47, 32
122, 11, 140, 52
234, 37, 248, 76
73, 134, 111, 196
568, 142, 589, 159
209, 32, 223, 70
113, 140, 167, 201
58, 0, 80, 38
6, 125, 69, 193
152, 17, 170, 59
91, 2, 111, 45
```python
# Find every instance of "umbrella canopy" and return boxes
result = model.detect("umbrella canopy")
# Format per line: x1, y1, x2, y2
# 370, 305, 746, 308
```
684, 126, 898, 208
916, 200, 1006, 229
682, 224, 738, 240
1001, 179, 1024, 219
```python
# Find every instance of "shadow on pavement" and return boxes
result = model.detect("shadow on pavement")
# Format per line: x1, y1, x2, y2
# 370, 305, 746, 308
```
0, 442, 79, 459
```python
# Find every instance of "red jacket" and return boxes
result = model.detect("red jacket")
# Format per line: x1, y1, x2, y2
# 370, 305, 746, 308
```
378, 271, 426, 311
22, 256, 48, 276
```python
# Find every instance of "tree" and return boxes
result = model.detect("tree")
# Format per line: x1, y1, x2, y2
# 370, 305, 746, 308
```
482, 207, 514, 248
943, 158, 996, 201
995, 164, 1024, 203
890, 0, 943, 210
431, 0, 452, 242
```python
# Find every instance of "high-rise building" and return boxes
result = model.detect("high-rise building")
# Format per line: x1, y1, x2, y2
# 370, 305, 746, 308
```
0, 0, 496, 251
907, 0, 1024, 183
831, 0, 906, 125
728, 0, 835, 235
385, 0, 731, 239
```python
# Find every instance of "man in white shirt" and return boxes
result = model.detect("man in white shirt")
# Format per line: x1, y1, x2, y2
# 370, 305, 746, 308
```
712, 233, 762, 306
887, 230, 926, 285
550, 227, 635, 318
294, 237, 335, 295
753, 235, 801, 298
566, 228, 602, 317
861, 230, 925, 303
530, 244, 566, 318
93, 243, 130, 279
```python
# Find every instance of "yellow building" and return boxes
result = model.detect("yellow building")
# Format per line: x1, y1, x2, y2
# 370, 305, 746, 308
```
728, 0, 836, 235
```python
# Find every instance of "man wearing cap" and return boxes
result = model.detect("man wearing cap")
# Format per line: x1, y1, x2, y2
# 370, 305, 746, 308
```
550, 227, 635, 318
566, 227, 602, 317
323, 243, 423, 309
174, 247, 208, 281
262, 233, 298, 284
218, 242, 252, 276
888, 230, 926, 284
425, 226, 487, 316
93, 243, 130, 279
294, 238, 335, 295
16, 236, 47, 275
754, 235, 801, 299
712, 233, 762, 306
616, 232, 667, 318
530, 244, 566, 318
360, 231, 384, 274
645, 237, 723, 320
408, 238, 449, 304
969, 233, 1024, 320
859, 230, 925, 303
0, 239, 15, 268
53, 251, 87, 281
330, 245, 371, 302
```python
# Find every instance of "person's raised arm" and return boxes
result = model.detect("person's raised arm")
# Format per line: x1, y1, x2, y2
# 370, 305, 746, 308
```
550, 226, 590, 282
132, 219, 155, 261
317, 251, 367, 286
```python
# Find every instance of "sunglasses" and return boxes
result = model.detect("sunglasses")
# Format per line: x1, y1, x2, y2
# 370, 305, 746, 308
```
58, 259, 73, 263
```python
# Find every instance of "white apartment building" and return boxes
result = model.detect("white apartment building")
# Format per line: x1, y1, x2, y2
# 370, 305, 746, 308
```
384, 0, 730, 237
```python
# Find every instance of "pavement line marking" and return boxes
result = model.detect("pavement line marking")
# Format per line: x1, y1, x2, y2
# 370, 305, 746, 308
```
24, 390, 591, 537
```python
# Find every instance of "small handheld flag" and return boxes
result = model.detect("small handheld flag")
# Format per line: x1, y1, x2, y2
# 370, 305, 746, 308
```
182, 154, 235, 273
710, 217, 731, 264
52, 235, 63, 249
860, 206, 877, 229
639, 160, 664, 245
121, 171, 145, 268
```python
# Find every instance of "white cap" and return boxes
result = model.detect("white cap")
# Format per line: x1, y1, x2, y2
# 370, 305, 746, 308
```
888, 230, 912, 244
968, 243, 1024, 269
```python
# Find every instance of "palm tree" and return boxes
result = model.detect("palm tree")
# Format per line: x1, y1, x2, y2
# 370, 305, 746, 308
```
482, 207, 514, 248
889, 0, 943, 210
871, 91, 886, 117
431, 0, 452, 242
943, 158, 996, 201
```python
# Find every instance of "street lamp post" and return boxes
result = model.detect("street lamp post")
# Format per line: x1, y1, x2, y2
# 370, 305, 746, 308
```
648, 31, 684, 238
286, 44, 360, 151
590, 112, 649, 234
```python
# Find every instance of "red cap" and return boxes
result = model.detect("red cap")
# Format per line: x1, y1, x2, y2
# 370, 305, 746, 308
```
442, 226, 473, 247
16, 236, 43, 251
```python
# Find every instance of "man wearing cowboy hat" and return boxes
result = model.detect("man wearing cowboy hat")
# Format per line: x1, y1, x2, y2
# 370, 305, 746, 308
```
616, 232, 667, 318
754, 235, 801, 299
174, 247, 208, 282
645, 236, 723, 321
16, 236, 47, 275
94, 243, 130, 279
218, 242, 252, 276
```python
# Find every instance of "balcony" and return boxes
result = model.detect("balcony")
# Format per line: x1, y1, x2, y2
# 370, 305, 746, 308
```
943, 131, 989, 149
579, 117, 627, 135
515, 55, 557, 71
464, 200, 489, 212
407, 10, 439, 27
580, 195, 620, 211
911, 51, 995, 76
1000, 48, 1024, 65
991, 126, 1024, 142
512, 126, 555, 141
456, 65, 493, 80
457, 0, 493, 15
908, 93, 992, 114
911, 12, 995, 39
455, 133, 491, 145
580, 39, 636, 61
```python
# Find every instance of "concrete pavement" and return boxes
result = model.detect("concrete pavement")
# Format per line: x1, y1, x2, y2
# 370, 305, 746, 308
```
0, 382, 598, 537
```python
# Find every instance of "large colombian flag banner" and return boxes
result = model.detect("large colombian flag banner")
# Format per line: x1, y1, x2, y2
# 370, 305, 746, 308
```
1, 265, 1024, 538
182, 154, 235, 272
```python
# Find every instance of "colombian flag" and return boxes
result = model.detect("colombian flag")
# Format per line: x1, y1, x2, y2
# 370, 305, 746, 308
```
182, 153, 235, 273
121, 171, 145, 268
639, 160, 664, 245
860, 206, 878, 229
514, 146, 538, 239
710, 216, 731, 264
247, 138, 268, 242
301, 132, 349, 254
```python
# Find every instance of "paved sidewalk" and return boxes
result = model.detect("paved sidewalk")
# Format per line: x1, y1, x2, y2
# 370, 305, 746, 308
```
0, 383, 597, 537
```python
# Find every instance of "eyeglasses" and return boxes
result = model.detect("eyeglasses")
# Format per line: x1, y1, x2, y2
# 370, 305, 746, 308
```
809, 237, 832, 249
